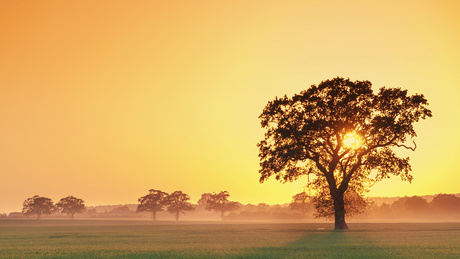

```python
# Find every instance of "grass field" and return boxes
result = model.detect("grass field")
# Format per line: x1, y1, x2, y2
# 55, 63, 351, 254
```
0, 219, 459, 258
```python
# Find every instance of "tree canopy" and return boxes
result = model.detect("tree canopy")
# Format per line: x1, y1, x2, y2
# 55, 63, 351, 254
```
22, 195, 55, 219
56, 195, 86, 219
136, 189, 169, 221
166, 191, 195, 221
205, 191, 239, 219
258, 77, 432, 229
288, 192, 311, 217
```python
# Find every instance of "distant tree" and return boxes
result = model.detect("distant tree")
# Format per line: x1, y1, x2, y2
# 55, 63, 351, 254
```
404, 196, 429, 217
197, 193, 213, 208
86, 208, 97, 217
258, 77, 432, 229
137, 189, 169, 221
378, 202, 392, 218
22, 195, 55, 219
56, 196, 86, 219
205, 191, 239, 219
166, 191, 195, 221
111, 206, 131, 214
257, 203, 270, 211
432, 194, 460, 216
289, 192, 311, 217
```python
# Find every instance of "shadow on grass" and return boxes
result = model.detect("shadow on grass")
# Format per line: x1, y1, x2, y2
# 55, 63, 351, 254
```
237, 229, 394, 258
115, 230, 395, 259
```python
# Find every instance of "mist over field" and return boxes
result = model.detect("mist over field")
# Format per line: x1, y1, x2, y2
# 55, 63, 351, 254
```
5, 193, 460, 223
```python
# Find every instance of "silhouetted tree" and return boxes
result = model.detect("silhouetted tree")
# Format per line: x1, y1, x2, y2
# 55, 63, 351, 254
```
56, 196, 85, 219
136, 189, 169, 221
258, 77, 432, 229
431, 194, 460, 217
197, 193, 213, 208
289, 192, 311, 217
166, 191, 194, 221
22, 195, 55, 219
205, 191, 239, 219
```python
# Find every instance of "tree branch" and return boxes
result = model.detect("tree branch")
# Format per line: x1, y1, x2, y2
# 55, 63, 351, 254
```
394, 140, 417, 151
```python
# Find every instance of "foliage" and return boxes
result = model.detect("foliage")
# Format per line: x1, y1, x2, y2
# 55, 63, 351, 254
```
136, 189, 169, 220
166, 191, 195, 221
288, 192, 311, 217
258, 77, 432, 229
205, 191, 239, 219
197, 193, 212, 207
56, 196, 86, 219
22, 195, 55, 219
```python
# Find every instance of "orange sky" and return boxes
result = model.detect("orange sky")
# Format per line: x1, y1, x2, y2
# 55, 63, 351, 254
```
1, 0, 459, 213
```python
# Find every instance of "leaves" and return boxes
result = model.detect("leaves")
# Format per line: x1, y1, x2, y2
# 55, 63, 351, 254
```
22, 195, 55, 218
56, 196, 85, 218
205, 191, 239, 215
136, 189, 169, 214
165, 191, 195, 217
258, 77, 432, 220
288, 192, 311, 216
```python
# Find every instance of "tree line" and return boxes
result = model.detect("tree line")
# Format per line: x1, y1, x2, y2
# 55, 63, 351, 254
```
366, 194, 460, 219
16, 191, 460, 221
18, 190, 240, 221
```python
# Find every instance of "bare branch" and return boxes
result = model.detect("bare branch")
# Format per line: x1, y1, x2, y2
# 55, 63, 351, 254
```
395, 140, 417, 151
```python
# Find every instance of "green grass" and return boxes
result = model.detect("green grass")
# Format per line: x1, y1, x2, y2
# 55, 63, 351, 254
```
0, 220, 459, 258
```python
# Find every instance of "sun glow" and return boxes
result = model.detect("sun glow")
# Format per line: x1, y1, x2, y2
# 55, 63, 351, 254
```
343, 132, 363, 149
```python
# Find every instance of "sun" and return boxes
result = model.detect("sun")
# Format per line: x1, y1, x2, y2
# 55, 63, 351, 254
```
343, 132, 363, 149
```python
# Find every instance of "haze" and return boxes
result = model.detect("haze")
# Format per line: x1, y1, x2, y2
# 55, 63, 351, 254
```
1, 0, 459, 213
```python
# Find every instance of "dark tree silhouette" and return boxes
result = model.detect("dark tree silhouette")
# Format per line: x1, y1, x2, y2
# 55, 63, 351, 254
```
288, 192, 311, 217
205, 191, 239, 220
56, 195, 85, 219
166, 191, 194, 221
136, 189, 169, 221
258, 77, 432, 229
22, 195, 55, 219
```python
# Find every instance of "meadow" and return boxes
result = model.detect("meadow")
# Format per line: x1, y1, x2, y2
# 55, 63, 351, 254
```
0, 219, 459, 258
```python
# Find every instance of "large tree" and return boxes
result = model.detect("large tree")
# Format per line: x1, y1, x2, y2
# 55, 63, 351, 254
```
166, 191, 195, 221
136, 189, 169, 221
22, 195, 55, 219
205, 191, 239, 220
56, 195, 86, 219
258, 77, 431, 229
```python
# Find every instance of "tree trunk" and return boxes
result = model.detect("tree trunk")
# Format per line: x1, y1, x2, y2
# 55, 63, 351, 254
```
334, 193, 348, 229
71, 213, 75, 220
152, 211, 157, 221
175, 211, 179, 221
221, 211, 224, 221
37, 213, 41, 220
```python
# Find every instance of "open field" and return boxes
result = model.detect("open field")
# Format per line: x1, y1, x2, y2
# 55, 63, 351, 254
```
0, 220, 459, 258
